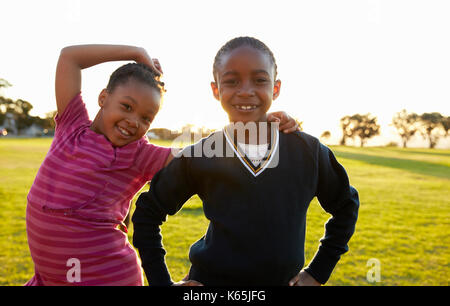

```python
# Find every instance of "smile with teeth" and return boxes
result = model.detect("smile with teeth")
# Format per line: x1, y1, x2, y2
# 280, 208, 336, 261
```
117, 126, 132, 137
234, 105, 257, 111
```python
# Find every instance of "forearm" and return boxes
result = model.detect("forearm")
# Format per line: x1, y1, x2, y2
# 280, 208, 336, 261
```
55, 44, 151, 114
132, 192, 173, 285
306, 187, 359, 284
132, 152, 196, 285
59, 44, 144, 69
133, 212, 173, 285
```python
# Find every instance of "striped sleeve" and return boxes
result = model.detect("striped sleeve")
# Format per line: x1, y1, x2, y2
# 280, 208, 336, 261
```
136, 139, 172, 180
54, 92, 89, 137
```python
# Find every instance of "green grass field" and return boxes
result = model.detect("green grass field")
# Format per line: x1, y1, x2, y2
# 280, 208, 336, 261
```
0, 138, 449, 286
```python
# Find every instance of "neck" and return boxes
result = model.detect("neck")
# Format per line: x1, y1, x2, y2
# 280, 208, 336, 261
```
90, 113, 102, 134
227, 121, 273, 145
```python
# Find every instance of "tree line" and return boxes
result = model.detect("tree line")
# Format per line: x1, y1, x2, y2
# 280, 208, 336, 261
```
326, 110, 449, 148
0, 78, 55, 135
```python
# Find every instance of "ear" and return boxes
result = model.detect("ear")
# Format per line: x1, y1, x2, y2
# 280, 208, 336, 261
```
210, 82, 220, 101
98, 89, 108, 107
272, 80, 281, 100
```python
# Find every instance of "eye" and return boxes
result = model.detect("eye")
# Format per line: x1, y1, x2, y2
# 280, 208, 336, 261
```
121, 103, 132, 111
142, 116, 153, 124
255, 78, 269, 84
222, 79, 238, 86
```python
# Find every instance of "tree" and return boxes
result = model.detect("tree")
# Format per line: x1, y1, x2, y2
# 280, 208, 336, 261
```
339, 115, 352, 145
0, 78, 12, 102
14, 99, 33, 116
392, 109, 419, 148
354, 114, 381, 147
0, 95, 55, 134
418, 112, 444, 148
320, 130, 331, 139
9, 99, 35, 133
442, 116, 450, 137
32, 111, 57, 132
340, 113, 380, 147
41, 110, 57, 130
320, 130, 331, 144
0, 97, 12, 125
0, 78, 12, 90
0, 78, 55, 135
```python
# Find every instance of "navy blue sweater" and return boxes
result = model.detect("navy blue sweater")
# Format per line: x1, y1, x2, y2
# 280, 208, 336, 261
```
132, 130, 359, 285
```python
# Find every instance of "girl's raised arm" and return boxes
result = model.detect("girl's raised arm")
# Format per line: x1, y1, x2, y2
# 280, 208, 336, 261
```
55, 44, 161, 115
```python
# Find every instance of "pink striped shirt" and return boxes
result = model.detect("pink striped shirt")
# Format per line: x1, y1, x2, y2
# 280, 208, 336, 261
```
25, 93, 171, 285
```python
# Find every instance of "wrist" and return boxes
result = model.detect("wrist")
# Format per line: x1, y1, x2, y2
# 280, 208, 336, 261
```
132, 46, 147, 62
300, 270, 322, 286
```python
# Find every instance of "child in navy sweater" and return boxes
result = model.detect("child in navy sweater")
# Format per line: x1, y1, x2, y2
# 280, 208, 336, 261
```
132, 37, 359, 286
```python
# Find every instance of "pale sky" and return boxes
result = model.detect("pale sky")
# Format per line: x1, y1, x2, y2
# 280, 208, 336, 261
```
2, 0, 450, 146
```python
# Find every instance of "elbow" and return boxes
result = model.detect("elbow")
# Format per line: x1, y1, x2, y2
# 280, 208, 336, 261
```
350, 186, 360, 219
57, 47, 72, 66
59, 46, 70, 57
59, 46, 76, 60
59, 45, 82, 63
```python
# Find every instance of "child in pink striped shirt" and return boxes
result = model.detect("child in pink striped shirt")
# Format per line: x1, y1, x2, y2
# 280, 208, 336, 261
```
25, 44, 299, 286
25, 45, 173, 286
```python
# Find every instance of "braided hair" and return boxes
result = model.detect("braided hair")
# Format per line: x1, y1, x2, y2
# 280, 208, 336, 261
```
213, 36, 278, 82
106, 63, 165, 95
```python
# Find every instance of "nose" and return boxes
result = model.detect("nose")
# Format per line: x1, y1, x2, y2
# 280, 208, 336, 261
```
237, 80, 255, 97
126, 117, 139, 129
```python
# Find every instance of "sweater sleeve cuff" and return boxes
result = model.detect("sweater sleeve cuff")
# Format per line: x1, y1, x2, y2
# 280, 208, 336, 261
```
304, 248, 340, 284
139, 250, 174, 286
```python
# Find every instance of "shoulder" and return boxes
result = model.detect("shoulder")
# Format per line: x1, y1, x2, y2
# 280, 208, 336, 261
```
282, 130, 321, 154
54, 92, 89, 134
290, 130, 319, 145
54, 92, 86, 122
135, 137, 172, 168
281, 131, 338, 166
138, 137, 171, 151
177, 130, 224, 157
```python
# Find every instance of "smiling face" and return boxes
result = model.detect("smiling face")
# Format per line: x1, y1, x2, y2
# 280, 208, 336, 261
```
91, 79, 161, 147
211, 46, 281, 124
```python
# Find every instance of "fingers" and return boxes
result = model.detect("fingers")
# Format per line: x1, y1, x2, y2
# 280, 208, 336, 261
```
173, 280, 204, 286
279, 118, 300, 133
172, 274, 204, 286
186, 280, 204, 286
145, 58, 162, 77
267, 113, 280, 123
152, 58, 163, 75
288, 274, 300, 286
267, 112, 283, 123
267, 111, 301, 133
280, 123, 299, 134
279, 120, 294, 132
135, 48, 163, 76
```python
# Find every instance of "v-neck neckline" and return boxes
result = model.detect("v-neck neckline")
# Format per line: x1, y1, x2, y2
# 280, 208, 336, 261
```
223, 125, 279, 178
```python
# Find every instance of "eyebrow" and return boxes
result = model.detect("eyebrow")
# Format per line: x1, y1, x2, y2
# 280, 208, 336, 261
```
221, 69, 270, 78
123, 96, 137, 104
252, 69, 270, 76
221, 71, 238, 78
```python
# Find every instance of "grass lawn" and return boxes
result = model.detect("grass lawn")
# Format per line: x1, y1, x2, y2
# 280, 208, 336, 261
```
0, 137, 449, 285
